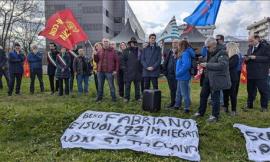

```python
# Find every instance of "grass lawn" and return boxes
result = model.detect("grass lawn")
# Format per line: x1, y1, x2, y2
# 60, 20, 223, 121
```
0, 75, 269, 162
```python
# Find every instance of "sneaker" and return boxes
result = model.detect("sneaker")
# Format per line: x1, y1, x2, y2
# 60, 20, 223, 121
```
112, 98, 117, 102
124, 99, 129, 103
230, 111, 237, 116
242, 105, 252, 112
192, 112, 202, 119
206, 115, 218, 123
136, 99, 142, 102
260, 108, 268, 112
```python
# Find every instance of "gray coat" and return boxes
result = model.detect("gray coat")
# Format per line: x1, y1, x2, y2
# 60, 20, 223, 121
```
140, 43, 162, 77
206, 48, 231, 91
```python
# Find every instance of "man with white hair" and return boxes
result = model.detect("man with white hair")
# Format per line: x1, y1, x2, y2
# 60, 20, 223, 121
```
193, 37, 231, 122
0, 45, 9, 90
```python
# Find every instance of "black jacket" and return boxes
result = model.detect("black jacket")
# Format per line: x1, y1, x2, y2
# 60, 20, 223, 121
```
123, 47, 142, 82
162, 49, 177, 78
228, 55, 239, 82
206, 48, 231, 91
0, 49, 7, 69
246, 43, 270, 79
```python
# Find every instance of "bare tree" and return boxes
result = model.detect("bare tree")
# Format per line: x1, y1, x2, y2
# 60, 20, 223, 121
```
0, 0, 37, 50
12, 1, 45, 54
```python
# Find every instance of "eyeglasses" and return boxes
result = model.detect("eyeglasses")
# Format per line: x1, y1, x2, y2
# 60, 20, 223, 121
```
206, 46, 211, 49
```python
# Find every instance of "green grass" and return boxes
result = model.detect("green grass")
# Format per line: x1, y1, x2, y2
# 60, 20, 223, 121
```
0, 75, 269, 162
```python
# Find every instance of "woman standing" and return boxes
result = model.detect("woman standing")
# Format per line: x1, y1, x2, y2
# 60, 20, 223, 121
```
174, 40, 193, 113
223, 42, 240, 116
92, 42, 103, 94
56, 47, 71, 96
117, 42, 127, 98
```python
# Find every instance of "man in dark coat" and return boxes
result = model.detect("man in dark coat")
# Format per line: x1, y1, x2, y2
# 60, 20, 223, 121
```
8, 43, 25, 96
0, 45, 9, 89
68, 46, 78, 93
140, 33, 162, 89
27, 45, 44, 94
47, 42, 59, 94
123, 37, 142, 102
162, 39, 178, 108
244, 35, 270, 112
193, 37, 231, 123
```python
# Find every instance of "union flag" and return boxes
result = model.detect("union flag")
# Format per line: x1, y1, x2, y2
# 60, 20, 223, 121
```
39, 9, 88, 49
240, 63, 247, 84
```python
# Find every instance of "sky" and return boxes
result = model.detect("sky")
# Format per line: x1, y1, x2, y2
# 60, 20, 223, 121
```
128, 0, 270, 38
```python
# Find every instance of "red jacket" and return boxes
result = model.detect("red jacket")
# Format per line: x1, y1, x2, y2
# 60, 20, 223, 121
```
94, 47, 119, 73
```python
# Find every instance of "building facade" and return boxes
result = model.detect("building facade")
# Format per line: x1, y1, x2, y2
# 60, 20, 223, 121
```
44, 0, 145, 44
247, 17, 270, 41
179, 24, 216, 38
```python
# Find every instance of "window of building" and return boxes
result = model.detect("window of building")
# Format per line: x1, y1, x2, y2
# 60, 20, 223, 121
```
82, 6, 102, 14
82, 24, 102, 31
53, 5, 65, 10
114, 17, 122, 23
106, 26, 109, 33
106, 10, 109, 17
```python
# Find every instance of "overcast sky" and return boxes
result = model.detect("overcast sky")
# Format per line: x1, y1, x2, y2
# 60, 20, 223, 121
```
128, 0, 270, 38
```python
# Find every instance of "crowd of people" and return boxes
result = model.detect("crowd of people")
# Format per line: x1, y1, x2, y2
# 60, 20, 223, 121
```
0, 33, 269, 122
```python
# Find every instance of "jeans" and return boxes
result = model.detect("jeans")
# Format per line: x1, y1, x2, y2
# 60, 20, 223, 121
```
8, 73, 22, 95
144, 77, 158, 89
0, 69, 9, 89
166, 76, 177, 106
30, 69, 44, 93
174, 80, 191, 110
77, 74, 89, 94
125, 80, 140, 100
198, 77, 221, 118
97, 72, 116, 100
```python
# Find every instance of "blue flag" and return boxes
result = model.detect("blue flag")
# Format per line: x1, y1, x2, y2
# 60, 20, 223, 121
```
184, 0, 222, 26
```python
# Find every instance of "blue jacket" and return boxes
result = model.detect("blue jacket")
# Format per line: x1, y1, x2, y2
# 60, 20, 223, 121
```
140, 43, 162, 77
8, 50, 25, 74
176, 48, 194, 81
27, 52, 43, 71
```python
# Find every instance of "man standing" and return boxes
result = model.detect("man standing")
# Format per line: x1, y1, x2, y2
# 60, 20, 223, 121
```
68, 46, 78, 93
123, 37, 142, 102
244, 35, 270, 112
47, 42, 59, 94
27, 45, 44, 94
141, 34, 162, 89
0, 45, 9, 90
94, 38, 119, 102
8, 43, 25, 96
162, 39, 178, 108
193, 37, 231, 122
73, 48, 92, 95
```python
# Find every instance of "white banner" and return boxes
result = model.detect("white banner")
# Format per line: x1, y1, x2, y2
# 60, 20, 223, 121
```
61, 110, 200, 161
234, 124, 270, 162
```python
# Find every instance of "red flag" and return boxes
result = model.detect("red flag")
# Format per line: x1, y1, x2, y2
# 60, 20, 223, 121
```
39, 9, 88, 49
240, 63, 247, 84
23, 58, 30, 78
